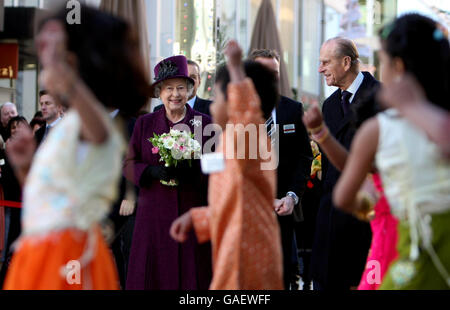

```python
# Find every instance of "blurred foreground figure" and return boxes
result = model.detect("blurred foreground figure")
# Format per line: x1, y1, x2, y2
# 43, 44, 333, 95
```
380, 76, 450, 159
170, 41, 283, 289
3, 5, 149, 290
333, 14, 450, 289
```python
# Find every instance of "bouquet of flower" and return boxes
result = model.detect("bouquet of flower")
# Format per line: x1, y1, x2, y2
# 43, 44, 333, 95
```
148, 129, 202, 186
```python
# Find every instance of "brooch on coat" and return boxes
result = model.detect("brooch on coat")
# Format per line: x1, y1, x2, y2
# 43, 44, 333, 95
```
190, 119, 202, 128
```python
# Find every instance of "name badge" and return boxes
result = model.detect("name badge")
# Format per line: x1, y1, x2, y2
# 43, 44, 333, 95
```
201, 152, 225, 174
283, 124, 296, 134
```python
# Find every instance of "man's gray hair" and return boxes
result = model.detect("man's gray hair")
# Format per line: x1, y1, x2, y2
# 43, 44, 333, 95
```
325, 37, 360, 72
0, 102, 17, 114
154, 79, 194, 99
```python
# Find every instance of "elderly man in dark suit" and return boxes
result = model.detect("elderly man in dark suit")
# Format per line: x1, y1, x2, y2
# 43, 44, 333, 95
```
154, 59, 212, 116
0, 102, 18, 142
249, 49, 313, 290
312, 37, 378, 290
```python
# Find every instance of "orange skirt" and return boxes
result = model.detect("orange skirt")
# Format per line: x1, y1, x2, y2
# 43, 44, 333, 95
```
3, 227, 119, 290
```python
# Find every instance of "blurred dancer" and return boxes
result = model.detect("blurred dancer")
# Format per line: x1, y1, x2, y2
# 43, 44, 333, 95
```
170, 41, 283, 289
3, 5, 149, 290
333, 14, 450, 289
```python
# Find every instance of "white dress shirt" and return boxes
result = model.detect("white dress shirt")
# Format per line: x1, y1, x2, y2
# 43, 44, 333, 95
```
345, 71, 364, 104
43, 117, 62, 139
187, 96, 197, 109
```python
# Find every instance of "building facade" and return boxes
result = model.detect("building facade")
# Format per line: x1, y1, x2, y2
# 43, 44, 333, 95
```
146, 0, 398, 104
2, 0, 449, 118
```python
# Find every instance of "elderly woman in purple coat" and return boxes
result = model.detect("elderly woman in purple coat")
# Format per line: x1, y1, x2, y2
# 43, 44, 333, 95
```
124, 55, 213, 290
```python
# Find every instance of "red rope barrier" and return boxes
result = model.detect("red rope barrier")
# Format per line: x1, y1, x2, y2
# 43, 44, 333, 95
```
0, 200, 22, 208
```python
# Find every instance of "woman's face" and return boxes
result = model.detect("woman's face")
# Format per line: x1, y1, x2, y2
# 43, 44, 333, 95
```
210, 83, 228, 130
10, 121, 28, 137
160, 78, 189, 114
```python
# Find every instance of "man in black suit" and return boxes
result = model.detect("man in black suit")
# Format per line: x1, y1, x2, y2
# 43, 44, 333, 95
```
312, 37, 377, 290
35, 90, 62, 146
249, 49, 313, 290
154, 60, 212, 116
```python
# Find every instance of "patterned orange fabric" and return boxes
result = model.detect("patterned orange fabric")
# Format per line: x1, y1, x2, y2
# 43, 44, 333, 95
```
191, 79, 283, 290
3, 227, 119, 290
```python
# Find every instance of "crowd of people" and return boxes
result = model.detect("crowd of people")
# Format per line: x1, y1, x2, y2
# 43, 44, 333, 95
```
0, 4, 449, 290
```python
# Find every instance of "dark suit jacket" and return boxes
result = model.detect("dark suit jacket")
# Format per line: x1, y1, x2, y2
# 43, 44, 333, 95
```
154, 96, 212, 116
34, 125, 46, 147
192, 97, 212, 116
0, 126, 8, 142
275, 95, 313, 287
276, 96, 313, 211
311, 71, 379, 289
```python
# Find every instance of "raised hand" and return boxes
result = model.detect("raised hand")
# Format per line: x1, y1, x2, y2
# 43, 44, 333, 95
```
36, 20, 78, 103
224, 40, 243, 68
5, 126, 36, 185
36, 20, 66, 68
224, 40, 245, 83
36, 20, 109, 145
302, 102, 324, 132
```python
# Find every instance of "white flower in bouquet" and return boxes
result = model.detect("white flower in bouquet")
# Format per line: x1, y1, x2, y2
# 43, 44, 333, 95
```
170, 129, 182, 137
148, 129, 202, 186
163, 137, 175, 149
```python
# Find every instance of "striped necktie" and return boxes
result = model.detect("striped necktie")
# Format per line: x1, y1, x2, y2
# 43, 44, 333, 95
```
265, 115, 276, 145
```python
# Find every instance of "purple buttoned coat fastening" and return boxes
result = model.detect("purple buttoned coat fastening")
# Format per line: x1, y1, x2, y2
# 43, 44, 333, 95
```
124, 105, 213, 290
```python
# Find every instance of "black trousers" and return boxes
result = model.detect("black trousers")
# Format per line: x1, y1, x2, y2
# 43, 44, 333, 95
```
111, 213, 136, 289
277, 214, 295, 289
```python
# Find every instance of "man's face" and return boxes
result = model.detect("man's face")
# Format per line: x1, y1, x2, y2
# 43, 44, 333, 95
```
254, 57, 280, 81
318, 42, 349, 88
188, 64, 201, 99
40, 94, 60, 123
1, 104, 18, 128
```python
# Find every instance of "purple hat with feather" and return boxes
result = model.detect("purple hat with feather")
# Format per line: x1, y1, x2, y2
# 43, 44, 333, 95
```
150, 55, 195, 98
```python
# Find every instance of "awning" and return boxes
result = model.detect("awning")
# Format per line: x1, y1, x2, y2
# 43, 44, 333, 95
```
249, 0, 292, 98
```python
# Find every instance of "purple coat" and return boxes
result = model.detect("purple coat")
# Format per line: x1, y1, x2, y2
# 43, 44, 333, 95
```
124, 105, 213, 290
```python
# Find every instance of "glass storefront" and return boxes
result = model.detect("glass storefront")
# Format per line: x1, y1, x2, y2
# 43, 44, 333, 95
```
2, 0, 402, 116
147, 0, 398, 103
322, 0, 397, 99
175, 0, 216, 99
1, 4, 40, 121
